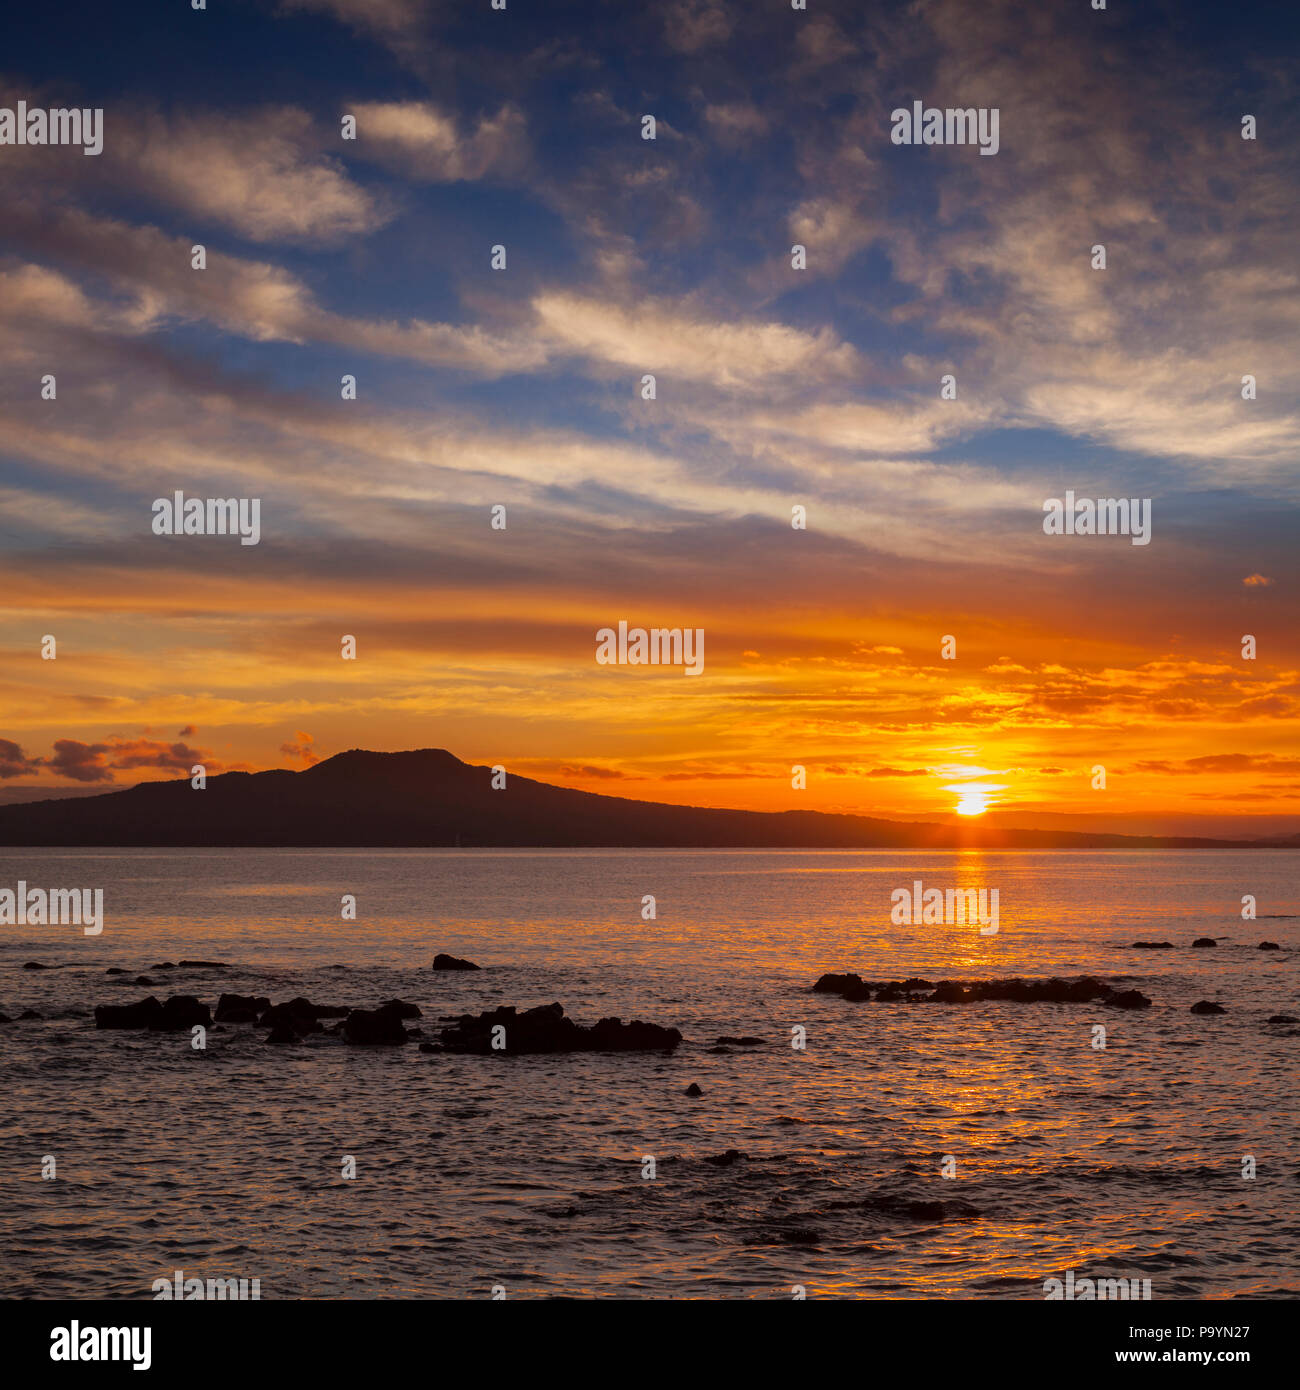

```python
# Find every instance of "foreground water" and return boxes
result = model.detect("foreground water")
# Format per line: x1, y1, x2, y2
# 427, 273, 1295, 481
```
0, 848, 1296, 1299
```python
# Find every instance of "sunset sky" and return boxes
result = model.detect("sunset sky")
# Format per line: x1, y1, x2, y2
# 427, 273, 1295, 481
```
1, 0, 1297, 833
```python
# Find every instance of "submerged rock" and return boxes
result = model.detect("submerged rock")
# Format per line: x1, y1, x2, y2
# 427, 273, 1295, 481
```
150, 996, 211, 1030
1259, 941, 1281, 951
1191, 937, 1218, 948
685, 1083, 704, 1097
376, 998, 421, 1019
703, 1148, 748, 1166
22, 961, 52, 970
342, 1001, 412, 1045
264, 1023, 298, 1045
433, 953, 480, 971
717, 1035, 765, 1045
17, 1009, 42, 1020
1106, 989, 1152, 1009
215, 993, 271, 1022
814, 972, 1149, 1008
105, 967, 127, 975
1190, 1000, 1226, 1015
438, 1001, 682, 1054
260, 997, 344, 1031
94, 994, 206, 1030
1131, 941, 1174, 949
95, 996, 163, 1029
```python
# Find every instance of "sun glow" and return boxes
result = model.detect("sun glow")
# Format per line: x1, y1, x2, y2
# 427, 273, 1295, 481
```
955, 792, 989, 816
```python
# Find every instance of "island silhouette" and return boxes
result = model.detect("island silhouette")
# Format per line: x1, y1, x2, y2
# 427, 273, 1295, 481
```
0, 748, 1287, 848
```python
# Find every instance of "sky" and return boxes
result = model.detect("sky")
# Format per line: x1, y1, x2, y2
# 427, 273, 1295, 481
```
0, 0, 1297, 834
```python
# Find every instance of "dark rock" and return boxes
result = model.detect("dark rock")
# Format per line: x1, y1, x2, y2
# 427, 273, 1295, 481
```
418, 1041, 442, 1053
685, 1083, 704, 1096
377, 998, 421, 1019
151, 962, 176, 970
261, 997, 334, 1029
1259, 941, 1281, 951
1190, 1000, 1226, 1015
22, 961, 51, 970
1191, 937, 1217, 948
134, 976, 156, 986
105, 967, 127, 975
95, 996, 163, 1029
17, 1009, 42, 1020
342, 1001, 411, 1045
176, 960, 228, 969
813, 972, 863, 994
215, 993, 271, 1022
716, 1036, 764, 1046
704, 1149, 747, 1166
149, 996, 211, 1030
1105, 989, 1152, 1009
1266, 1015, 1298, 1024
817, 972, 1146, 1008
1131, 941, 1174, 949
433, 953, 480, 971
438, 1001, 682, 1054
0, 1013, 9, 1023
264, 1023, 298, 1044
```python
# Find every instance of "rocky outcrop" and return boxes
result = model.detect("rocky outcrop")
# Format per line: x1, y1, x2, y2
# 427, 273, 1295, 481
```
95, 996, 163, 1028
1259, 941, 1280, 950
814, 973, 1150, 1008
259, 997, 346, 1032
1190, 1000, 1226, 1015
1131, 941, 1173, 949
151, 995, 211, 1030
1191, 937, 1217, 948
436, 1001, 682, 1054
433, 953, 480, 970
342, 1001, 412, 1045
215, 993, 271, 1022
376, 998, 421, 1019
94, 994, 210, 1029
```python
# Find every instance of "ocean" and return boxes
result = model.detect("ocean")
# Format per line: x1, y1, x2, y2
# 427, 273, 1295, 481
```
1, 847, 1296, 1299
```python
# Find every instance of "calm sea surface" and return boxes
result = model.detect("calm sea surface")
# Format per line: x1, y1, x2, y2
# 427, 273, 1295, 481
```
0, 848, 1296, 1299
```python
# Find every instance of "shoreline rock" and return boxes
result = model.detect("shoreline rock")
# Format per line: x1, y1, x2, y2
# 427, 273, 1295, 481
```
814, 973, 1151, 1008
433, 953, 480, 971
437, 1001, 682, 1054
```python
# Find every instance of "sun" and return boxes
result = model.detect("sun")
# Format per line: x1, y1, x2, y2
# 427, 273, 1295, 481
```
955, 791, 988, 816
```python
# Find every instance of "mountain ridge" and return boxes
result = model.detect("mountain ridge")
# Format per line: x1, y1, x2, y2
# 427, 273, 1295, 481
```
0, 746, 1288, 848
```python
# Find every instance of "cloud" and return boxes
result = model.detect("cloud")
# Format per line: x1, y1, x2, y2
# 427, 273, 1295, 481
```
0, 739, 41, 779
664, 0, 733, 53
349, 102, 527, 181
280, 731, 321, 766
44, 737, 217, 782
1243, 574, 1275, 587
531, 291, 861, 389
113, 107, 384, 244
